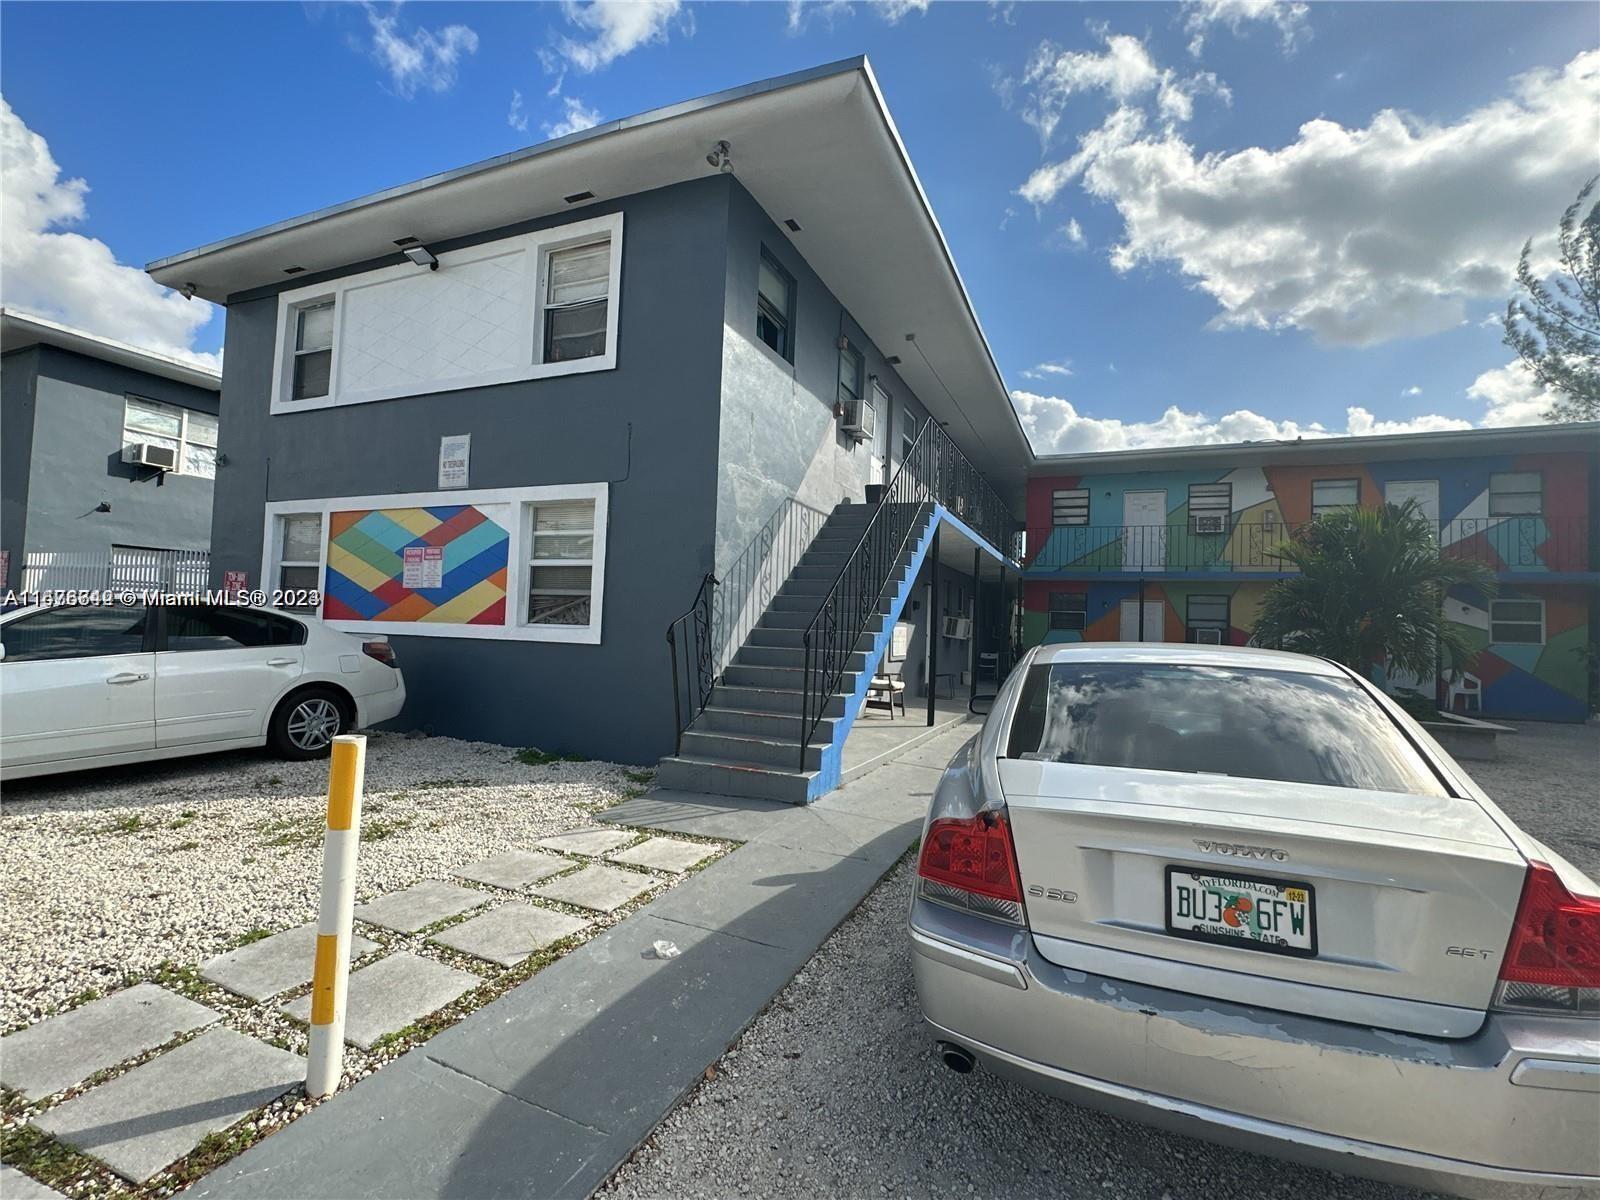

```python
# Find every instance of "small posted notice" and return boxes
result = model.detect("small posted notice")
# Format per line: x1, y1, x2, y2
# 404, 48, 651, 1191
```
438, 434, 471, 490
402, 546, 445, 590
223, 569, 249, 597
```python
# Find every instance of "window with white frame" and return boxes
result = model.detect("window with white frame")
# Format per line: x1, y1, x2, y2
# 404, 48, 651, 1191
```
1489, 598, 1545, 644
271, 215, 623, 414
1489, 472, 1543, 516
291, 300, 335, 401
122, 396, 220, 478
276, 514, 323, 610
525, 499, 598, 627
1052, 488, 1089, 526
541, 239, 611, 363
1311, 478, 1360, 518
262, 485, 607, 642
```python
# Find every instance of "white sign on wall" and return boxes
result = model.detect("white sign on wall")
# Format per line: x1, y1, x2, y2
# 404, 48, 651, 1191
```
402, 546, 445, 590
438, 434, 471, 489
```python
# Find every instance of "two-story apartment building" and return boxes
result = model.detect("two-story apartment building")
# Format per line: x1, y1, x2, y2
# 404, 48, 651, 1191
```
145, 59, 1030, 795
1022, 424, 1599, 722
2, 309, 222, 590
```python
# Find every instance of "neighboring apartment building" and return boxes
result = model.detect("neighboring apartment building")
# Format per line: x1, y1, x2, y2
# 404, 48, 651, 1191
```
1, 310, 222, 589
145, 59, 1031, 789
1022, 424, 1600, 722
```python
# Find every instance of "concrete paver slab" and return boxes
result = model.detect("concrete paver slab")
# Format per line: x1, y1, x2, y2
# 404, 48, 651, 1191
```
1, 1164, 69, 1199
452, 850, 570, 890
598, 791, 791, 842
529, 864, 656, 913
187, 1054, 607, 1200
353, 880, 487, 934
281, 952, 478, 1049
607, 837, 717, 874
533, 827, 634, 857
32, 1028, 302, 1183
429, 903, 591, 967
0, 984, 219, 1101
200, 925, 380, 1002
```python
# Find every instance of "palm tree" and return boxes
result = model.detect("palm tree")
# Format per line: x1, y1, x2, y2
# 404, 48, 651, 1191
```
1252, 501, 1496, 685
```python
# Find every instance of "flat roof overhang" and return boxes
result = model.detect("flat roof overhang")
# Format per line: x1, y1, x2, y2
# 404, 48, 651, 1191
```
146, 58, 1031, 511
1030, 421, 1600, 476
1, 309, 221, 391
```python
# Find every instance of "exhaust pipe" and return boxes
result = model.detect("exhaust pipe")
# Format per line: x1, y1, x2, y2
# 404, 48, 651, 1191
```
936, 1041, 976, 1074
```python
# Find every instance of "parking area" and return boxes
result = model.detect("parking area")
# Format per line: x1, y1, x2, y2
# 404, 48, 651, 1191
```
602, 720, 1600, 1200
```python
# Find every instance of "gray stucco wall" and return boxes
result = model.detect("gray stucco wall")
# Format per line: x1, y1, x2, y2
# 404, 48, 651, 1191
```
1, 346, 40, 580
210, 177, 731, 763
2, 344, 218, 563
712, 180, 940, 623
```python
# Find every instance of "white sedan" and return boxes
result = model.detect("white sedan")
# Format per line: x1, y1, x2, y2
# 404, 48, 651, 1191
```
0, 600, 406, 781
912, 642, 1598, 1198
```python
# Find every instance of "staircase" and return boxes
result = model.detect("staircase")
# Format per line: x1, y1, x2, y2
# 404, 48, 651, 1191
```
656, 500, 937, 804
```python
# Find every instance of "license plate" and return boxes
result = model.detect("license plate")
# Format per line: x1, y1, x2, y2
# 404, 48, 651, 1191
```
1164, 866, 1317, 958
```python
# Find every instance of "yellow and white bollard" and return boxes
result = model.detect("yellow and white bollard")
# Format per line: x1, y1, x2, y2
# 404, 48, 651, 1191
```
306, 733, 366, 1098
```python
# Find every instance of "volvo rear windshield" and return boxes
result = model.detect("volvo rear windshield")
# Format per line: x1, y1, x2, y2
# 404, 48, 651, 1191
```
1004, 662, 1448, 797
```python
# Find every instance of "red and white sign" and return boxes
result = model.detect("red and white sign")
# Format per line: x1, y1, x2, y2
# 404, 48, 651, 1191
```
402, 546, 445, 590
223, 569, 248, 597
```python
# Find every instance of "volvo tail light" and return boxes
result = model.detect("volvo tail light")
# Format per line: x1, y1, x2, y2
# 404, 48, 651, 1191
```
1494, 861, 1600, 1016
917, 811, 1024, 923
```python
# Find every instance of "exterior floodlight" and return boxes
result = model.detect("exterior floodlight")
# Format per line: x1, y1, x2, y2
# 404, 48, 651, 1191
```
403, 245, 439, 270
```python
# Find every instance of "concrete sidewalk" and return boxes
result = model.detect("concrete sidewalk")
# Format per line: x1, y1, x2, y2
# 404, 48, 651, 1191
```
190, 723, 971, 1200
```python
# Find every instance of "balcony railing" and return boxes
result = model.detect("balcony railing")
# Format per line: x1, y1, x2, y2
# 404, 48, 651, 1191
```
1025, 515, 1591, 575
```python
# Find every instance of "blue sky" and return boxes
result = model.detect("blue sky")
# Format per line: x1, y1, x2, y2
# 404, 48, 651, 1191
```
2, 1, 1596, 451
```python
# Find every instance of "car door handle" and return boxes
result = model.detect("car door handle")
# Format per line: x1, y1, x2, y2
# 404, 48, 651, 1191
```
267, 658, 297, 667
106, 672, 150, 685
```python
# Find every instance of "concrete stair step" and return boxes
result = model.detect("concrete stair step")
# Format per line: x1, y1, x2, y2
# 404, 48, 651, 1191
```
735, 645, 870, 674
655, 756, 815, 804
694, 706, 841, 741
722, 663, 804, 690
680, 730, 823, 771
710, 685, 847, 718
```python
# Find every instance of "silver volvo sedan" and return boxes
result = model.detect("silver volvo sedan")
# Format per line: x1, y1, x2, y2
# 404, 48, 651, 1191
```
910, 643, 1599, 1199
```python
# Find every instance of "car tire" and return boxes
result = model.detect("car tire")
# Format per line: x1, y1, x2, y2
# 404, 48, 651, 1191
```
269, 687, 351, 760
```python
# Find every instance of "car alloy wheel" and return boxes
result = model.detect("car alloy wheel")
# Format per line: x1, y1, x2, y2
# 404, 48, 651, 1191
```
285, 697, 342, 752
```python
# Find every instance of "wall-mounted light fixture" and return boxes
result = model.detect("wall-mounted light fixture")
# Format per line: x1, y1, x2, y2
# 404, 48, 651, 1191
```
179, 283, 197, 300
402, 245, 439, 271
706, 140, 733, 173
94, 501, 112, 513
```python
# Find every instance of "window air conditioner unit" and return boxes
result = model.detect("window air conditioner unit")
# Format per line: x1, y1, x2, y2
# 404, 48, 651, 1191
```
133, 443, 179, 471
942, 616, 972, 640
841, 397, 874, 443
1193, 513, 1227, 535
1195, 628, 1224, 645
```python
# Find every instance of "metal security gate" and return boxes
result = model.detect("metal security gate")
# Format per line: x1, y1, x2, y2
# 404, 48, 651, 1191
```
20, 547, 210, 593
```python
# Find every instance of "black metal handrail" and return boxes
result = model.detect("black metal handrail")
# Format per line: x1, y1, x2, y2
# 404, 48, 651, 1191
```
798, 419, 1020, 769
665, 572, 716, 755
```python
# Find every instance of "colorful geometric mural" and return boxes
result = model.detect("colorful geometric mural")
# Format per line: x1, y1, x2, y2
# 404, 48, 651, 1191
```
322, 505, 510, 626
1022, 444, 1594, 722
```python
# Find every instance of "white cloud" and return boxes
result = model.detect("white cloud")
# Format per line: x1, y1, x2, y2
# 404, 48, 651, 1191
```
508, 89, 529, 134
544, 95, 602, 139
1062, 218, 1086, 246
1022, 359, 1075, 380
785, 0, 931, 35
549, 0, 682, 74
1011, 389, 1475, 454
364, 3, 478, 98
1467, 360, 1563, 427
1019, 49, 1600, 347
1183, 0, 1310, 58
1401, 385, 1422, 396
0, 97, 219, 370
1020, 32, 1226, 143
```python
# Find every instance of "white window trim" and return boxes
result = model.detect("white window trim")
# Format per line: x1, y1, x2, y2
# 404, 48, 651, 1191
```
1488, 597, 1545, 645
268, 213, 624, 416
122, 395, 219, 477
260, 483, 609, 643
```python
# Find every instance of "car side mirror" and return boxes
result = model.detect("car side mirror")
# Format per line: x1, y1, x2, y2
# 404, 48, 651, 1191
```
969, 693, 994, 716
0, 642, 7, 663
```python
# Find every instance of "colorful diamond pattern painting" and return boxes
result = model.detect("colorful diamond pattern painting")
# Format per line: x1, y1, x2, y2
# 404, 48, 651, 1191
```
323, 506, 509, 625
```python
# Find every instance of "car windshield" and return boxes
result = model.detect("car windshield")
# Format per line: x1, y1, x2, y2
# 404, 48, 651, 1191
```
1004, 662, 1447, 797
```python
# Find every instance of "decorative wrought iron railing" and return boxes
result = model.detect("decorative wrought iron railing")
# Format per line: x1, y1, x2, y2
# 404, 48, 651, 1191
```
665, 571, 717, 756
799, 419, 1022, 770
710, 497, 833, 676
1024, 515, 1591, 575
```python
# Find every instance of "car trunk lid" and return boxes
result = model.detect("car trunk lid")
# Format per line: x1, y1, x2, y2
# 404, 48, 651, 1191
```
1000, 759, 1527, 1037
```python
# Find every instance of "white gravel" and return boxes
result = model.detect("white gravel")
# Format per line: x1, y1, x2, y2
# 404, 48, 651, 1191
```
601, 720, 1599, 1200
1, 731, 653, 1031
